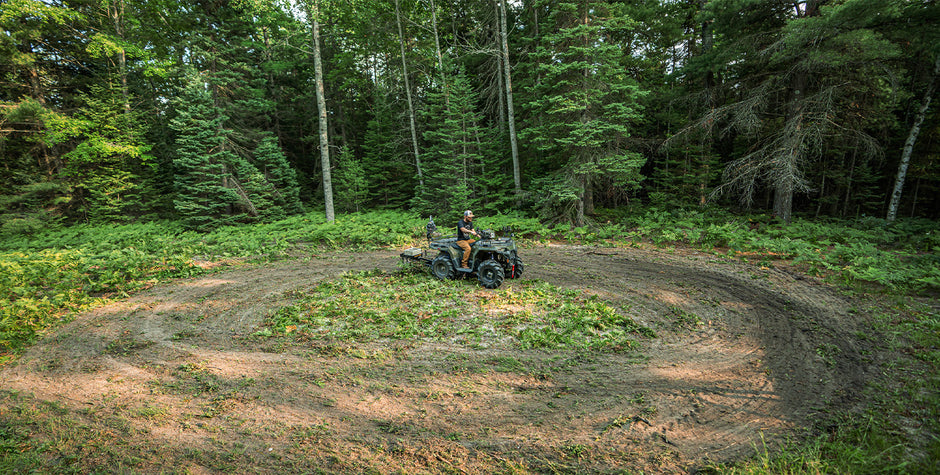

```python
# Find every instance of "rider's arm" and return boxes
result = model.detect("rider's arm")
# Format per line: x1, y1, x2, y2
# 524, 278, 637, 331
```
459, 226, 479, 237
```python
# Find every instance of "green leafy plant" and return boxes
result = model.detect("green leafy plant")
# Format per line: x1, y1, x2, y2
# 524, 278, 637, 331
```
256, 272, 654, 353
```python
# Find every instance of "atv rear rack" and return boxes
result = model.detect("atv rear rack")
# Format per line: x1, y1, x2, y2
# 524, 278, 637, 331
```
400, 247, 433, 266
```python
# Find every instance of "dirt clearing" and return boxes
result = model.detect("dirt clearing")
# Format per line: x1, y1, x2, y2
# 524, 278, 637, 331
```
1, 244, 882, 473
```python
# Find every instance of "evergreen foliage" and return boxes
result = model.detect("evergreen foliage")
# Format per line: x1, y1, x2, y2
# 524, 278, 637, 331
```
0, 1, 939, 469
332, 146, 368, 213
413, 69, 499, 217
0, 0, 938, 223
57, 82, 152, 222
254, 135, 305, 218
522, 0, 648, 225
681, 0, 903, 222
361, 86, 415, 209
169, 75, 241, 232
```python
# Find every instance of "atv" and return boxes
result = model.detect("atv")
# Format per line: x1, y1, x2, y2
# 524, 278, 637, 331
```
400, 216, 524, 289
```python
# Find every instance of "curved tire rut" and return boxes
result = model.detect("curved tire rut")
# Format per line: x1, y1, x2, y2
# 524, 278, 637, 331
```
0, 244, 877, 473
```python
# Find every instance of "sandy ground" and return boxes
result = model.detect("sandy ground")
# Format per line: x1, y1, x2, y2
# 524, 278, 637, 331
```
0, 243, 883, 473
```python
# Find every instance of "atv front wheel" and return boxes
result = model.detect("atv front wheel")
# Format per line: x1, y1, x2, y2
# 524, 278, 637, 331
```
477, 259, 505, 289
507, 257, 524, 279
431, 254, 456, 281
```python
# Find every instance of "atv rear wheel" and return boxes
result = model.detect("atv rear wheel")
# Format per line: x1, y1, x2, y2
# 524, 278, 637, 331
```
477, 259, 505, 289
431, 254, 456, 281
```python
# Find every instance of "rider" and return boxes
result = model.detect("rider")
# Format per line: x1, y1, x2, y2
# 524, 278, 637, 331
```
456, 210, 480, 269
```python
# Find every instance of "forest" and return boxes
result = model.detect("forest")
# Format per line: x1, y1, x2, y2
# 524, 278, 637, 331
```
1, 0, 938, 231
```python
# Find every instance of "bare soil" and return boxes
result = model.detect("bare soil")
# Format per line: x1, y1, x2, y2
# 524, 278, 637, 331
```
1, 244, 883, 473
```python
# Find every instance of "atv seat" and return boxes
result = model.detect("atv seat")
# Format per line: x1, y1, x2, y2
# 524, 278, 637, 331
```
458, 239, 482, 250
433, 237, 463, 250
434, 236, 476, 250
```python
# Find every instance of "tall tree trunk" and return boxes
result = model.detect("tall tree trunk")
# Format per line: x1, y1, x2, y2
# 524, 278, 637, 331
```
109, 0, 131, 113
771, 0, 823, 224
887, 55, 939, 222
499, 0, 522, 204
699, 0, 714, 206
395, 0, 424, 187
842, 149, 857, 218
495, 7, 506, 138
308, 0, 334, 222
776, 73, 808, 224
583, 177, 594, 217
773, 172, 794, 223
429, 0, 449, 107
814, 168, 826, 217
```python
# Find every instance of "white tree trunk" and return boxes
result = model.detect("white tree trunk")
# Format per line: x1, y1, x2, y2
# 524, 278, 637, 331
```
887, 55, 939, 222
395, 0, 424, 187
429, 0, 449, 107
499, 0, 522, 204
309, 0, 334, 222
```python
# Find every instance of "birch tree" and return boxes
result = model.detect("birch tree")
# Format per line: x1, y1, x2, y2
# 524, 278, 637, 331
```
306, 0, 335, 222
887, 57, 939, 222
395, 0, 424, 187
498, 0, 522, 203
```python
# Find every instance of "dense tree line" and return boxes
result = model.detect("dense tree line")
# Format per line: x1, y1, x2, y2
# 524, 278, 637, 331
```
1, 0, 938, 232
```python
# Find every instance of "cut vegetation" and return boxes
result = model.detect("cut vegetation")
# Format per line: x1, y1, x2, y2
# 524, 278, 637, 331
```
0, 210, 938, 473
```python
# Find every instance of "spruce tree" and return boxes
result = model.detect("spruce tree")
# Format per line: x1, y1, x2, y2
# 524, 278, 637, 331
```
169, 75, 240, 232
522, 0, 647, 226
679, 0, 904, 222
332, 146, 368, 213
254, 135, 304, 216
362, 87, 413, 209
59, 82, 152, 222
413, 69, 496, 217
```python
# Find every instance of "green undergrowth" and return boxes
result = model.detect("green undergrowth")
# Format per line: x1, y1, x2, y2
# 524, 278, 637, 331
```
0, 210, 541, 358
530, 206, 938, 294
1, 208, 937, 472
600, 207, 940, 294
256, 270, 655, 353
0, 211, 452, 357
2, 207, 936, 359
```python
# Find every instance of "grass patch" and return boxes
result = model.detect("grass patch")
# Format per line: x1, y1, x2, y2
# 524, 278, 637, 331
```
0, 210, 540, 359
616, 207, 940, 294
256, 271, 655, 353
3, 207, 935, 359
664, 305, 704, 331
103, 332, 155, 356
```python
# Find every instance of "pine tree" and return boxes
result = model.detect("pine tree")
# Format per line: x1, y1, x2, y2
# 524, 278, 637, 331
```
680, 0, 904, 222
522, 0, 647, 225
332, 146, 368, 213
58, 81, 152, 222
254, 135, 304, 216
361, 86, 413, 209
413, 69, 497, 217
169, 75, 240, 232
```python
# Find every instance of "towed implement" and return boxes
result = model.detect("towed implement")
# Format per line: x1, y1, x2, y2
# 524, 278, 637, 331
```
400, 217, 524, 289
